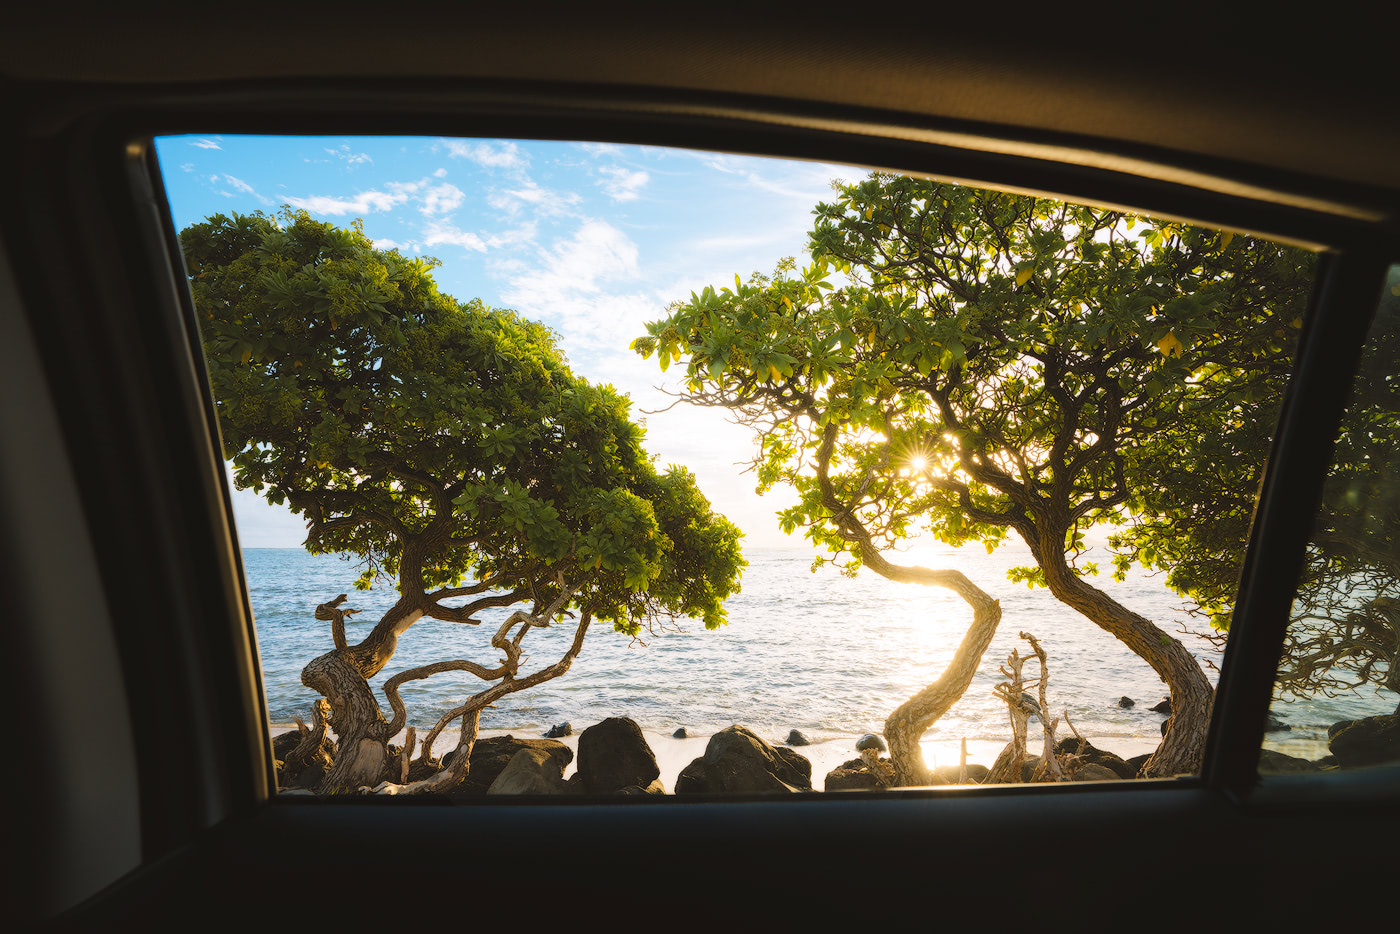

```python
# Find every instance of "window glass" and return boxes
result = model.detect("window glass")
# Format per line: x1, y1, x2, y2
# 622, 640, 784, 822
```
1260, 264, 1400, 776
155, 136, 1314, 795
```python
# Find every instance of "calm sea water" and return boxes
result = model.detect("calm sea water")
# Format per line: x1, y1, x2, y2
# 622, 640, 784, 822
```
243, 544, 1390, 759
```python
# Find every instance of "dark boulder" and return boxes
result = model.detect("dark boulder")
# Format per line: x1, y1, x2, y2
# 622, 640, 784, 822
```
699, 725, 813, 793
773, 745, 813, 785
1118, 696, 1135, 709
576, 717, 661, 794
544, 722, 572, 738
673, 727, 688, 739
931, 763, 989, 784
1328, 714, 1400, 767
450, 735, 573, 796
1257, 748, 1323, 774
1126, 753, 1153, 777
824, 755, 898, 790
674, 757, 710, 794
1263, 713, 1291, 733
1054, 737, 1136, 779
824, 757, 882, 791
785, 729, 812, 746
856, 733, 886, 754
1150, 698, 1172, 714
487, 747, 575, 795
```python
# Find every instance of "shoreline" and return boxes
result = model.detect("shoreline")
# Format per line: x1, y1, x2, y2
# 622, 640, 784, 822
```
270, 722, 1167, 790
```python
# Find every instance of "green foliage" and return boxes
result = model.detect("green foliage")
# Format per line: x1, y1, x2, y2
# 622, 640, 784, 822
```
635, 174, 1312, 608
184, 208, 743, 635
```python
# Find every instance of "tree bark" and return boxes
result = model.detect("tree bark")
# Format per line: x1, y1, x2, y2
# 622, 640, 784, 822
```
859, 546, 1003, 786
301, 649, 392, 792
1034, 544, 1213, 778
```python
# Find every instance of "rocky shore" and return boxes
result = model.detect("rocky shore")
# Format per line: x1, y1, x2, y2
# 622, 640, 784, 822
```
270, 712, 1400, 795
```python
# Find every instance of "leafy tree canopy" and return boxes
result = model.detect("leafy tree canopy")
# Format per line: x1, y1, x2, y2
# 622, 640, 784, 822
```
635, 174, 1312, 599
184, 208, 743, 637
634, 173, 1315, 777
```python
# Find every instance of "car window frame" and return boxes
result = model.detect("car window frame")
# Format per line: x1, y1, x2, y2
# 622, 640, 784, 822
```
9, 78, 1400, 924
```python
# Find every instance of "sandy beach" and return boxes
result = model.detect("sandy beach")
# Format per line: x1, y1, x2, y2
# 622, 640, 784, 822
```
271, 723, 1165, 790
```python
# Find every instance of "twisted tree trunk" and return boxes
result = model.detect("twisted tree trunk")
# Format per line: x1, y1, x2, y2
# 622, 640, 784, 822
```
1035, 545, 1213, 778
859, 546, 1003, 786
301, 597, 425, 792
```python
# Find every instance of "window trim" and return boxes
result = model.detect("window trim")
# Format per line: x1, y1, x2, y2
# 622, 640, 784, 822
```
9, 75, 1400, 924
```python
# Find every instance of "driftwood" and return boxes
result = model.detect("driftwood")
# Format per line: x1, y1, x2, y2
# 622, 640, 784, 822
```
988, 631, 1072, 783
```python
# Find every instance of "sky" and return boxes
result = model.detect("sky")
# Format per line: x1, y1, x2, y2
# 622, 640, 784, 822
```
154, 135, 869, 550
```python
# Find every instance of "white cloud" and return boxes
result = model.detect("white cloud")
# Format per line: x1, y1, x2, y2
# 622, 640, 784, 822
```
422, 221, 488, 253
222, 175, 273, 205
500, 221, 642, 332
422, 219, 538, 254
433, 167, 448, 178
487, 181, 581, 218
440, 139, 527, 172
180, 163, 194, 172
419, 182, 465, 216
597, 165, 650, 202
190, 137, 222, 150
325, 143, 373, 166
288, 189, 411, 215
284, 176, 460, 217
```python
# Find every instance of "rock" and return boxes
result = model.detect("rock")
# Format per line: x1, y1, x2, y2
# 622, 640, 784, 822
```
544, 721, 572, 738
1328, 714, 1400, 767
856, 733, 887, 753
824, 757, 882, 791
674, 757, 710, 794
616, 779, 667, 795
773, 745, 813, 784
1257, 748, 1322, 774
673, 727, 688, 739
1017, 755, 1042, 781
576, 717, 660, 794
1126, 753, 1153, 777
487, 747, 575, 795
1118, 696, 1135, 709
931, 763, 989, 784
785, 729, 811, 746
451, 735, 573, 796
1072, 763, 1122, 781
700, 724, 813, 793
1150, 698, 1172, 714
1263, 713, 1291, 733
824, 755, 897, 790
1055, 737, 1136, 779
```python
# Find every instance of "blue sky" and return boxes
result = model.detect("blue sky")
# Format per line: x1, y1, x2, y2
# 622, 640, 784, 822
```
155, 135, 867, 549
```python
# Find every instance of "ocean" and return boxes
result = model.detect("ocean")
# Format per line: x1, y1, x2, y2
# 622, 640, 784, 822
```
243, 543, 1389, 764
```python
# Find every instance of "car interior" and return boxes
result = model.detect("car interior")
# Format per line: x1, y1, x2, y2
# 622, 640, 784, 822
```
4, 9, 1398, 927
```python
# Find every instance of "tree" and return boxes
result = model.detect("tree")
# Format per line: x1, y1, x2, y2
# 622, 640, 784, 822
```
1119, 264, 1400, 710
634, 174, 1313, 779
1280, 269, 1400, 709
183, 209, 744, 793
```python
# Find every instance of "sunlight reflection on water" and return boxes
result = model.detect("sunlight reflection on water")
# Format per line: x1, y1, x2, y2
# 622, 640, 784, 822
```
245, 544, 1386, 756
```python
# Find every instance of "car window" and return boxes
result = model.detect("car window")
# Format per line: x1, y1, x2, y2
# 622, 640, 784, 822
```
1260, 264, 1400, 777
155, 135, 1317, 796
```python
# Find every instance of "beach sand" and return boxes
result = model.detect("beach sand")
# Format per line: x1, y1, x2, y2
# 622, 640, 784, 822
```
271, 723, 1164, 790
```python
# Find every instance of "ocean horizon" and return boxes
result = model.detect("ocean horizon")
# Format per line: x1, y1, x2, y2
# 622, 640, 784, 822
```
243, 542, 1387, 764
